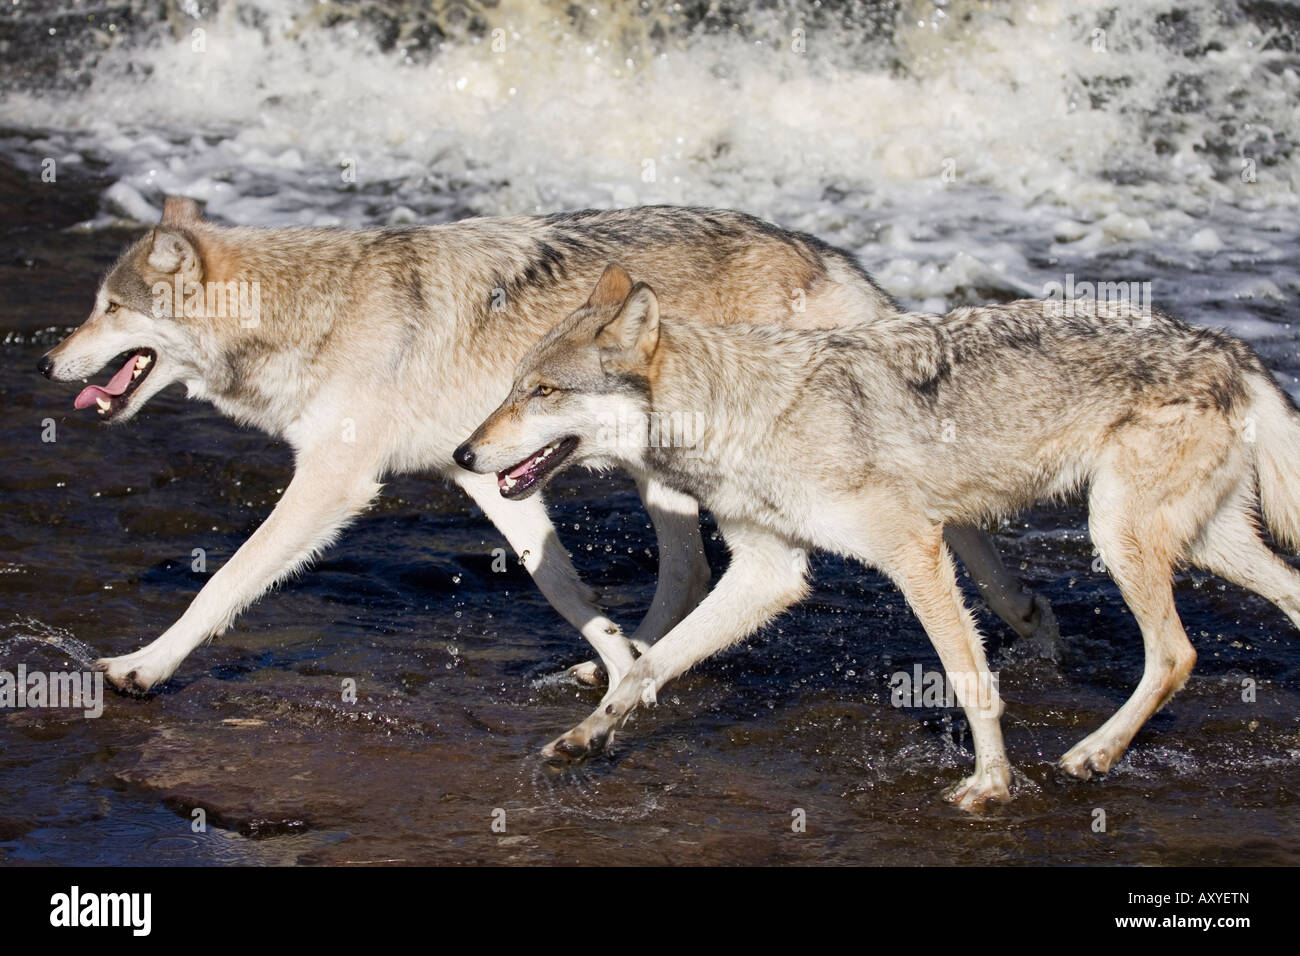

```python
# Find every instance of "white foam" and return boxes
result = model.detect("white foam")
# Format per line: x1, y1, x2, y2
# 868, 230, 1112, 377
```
1, 0, 1296, 333
102, 181, 159, 222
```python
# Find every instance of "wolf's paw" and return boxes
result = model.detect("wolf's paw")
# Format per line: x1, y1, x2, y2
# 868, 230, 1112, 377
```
566, 660, 605, 687
94, 650, 174, 695
943, 765, 1012, 812
1024, 594, 1062, 657
1059, 737, 1119, 780
541, 722, 613, 763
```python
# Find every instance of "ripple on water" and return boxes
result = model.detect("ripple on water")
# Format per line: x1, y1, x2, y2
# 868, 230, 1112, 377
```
522, 752, 668, 823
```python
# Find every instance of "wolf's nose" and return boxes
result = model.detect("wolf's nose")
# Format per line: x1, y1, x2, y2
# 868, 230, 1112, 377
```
36, 355, 53, 379
452, 442, 476, 471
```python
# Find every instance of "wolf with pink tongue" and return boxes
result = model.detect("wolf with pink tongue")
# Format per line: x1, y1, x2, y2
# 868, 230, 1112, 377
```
73, 352, 153, 411
37, 197, 1055, 699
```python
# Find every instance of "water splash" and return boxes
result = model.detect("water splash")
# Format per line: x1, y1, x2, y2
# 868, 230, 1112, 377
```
0, 617, 99, 668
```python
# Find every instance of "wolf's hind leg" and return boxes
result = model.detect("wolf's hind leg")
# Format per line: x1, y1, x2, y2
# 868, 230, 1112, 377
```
944, 524, 1058, 649
455, 470, 638, 694
1188, 491, 1300, 631
629, 477, 711, 652
1060, 478, 1199, 779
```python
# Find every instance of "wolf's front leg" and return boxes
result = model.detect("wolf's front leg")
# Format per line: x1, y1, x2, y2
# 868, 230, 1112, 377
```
96, 449, 382, 693
543, 524, 807, 760
455, 470, 639, 693
886, 530, 1013, 810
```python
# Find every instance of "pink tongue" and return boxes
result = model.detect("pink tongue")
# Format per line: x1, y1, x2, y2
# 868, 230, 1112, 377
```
506, 453, 541, 480
74, 355, 139, 410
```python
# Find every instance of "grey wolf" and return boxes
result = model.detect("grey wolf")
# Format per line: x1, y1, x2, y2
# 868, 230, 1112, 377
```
457, 266, 1300, 808
38, 200, 1048, 699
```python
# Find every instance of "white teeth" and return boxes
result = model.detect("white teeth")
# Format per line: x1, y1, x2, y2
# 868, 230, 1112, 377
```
132, 369, 142, 379
135, 355, 151, 369
96, 397, 111, 412
501, 445, 564, 491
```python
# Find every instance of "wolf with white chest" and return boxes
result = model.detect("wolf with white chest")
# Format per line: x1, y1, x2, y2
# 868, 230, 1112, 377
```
38, 200, 1050, 700
457, 265, 1300, 809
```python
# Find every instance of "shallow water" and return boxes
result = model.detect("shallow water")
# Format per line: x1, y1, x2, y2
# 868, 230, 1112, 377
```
1, 0, 1298, 865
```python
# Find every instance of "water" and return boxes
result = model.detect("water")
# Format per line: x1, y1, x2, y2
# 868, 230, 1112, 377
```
1, 0, 1298, 865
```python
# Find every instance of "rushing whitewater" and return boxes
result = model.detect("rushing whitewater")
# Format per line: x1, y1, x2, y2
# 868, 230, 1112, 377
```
2, 1, 1297, 355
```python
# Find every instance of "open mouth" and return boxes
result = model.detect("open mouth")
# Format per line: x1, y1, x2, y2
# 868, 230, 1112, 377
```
73, 348, 157, 420
497, 436, 579, 499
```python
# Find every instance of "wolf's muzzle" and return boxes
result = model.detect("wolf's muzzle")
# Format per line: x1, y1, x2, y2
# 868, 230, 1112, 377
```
37, 355, 53, 379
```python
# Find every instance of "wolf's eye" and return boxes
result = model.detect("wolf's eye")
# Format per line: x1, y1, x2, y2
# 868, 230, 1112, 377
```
535, 385, 556, 397
104, 302, 120, 315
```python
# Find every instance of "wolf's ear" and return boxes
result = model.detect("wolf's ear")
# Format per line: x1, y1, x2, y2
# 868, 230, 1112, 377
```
146, 228, 202, 283
596, 282, 660, 366
585, 264, 633, 309
161, 196, 202, 225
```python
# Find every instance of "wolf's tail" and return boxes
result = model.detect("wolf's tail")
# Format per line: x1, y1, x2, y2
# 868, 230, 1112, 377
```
1248, 371, 1300, 551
